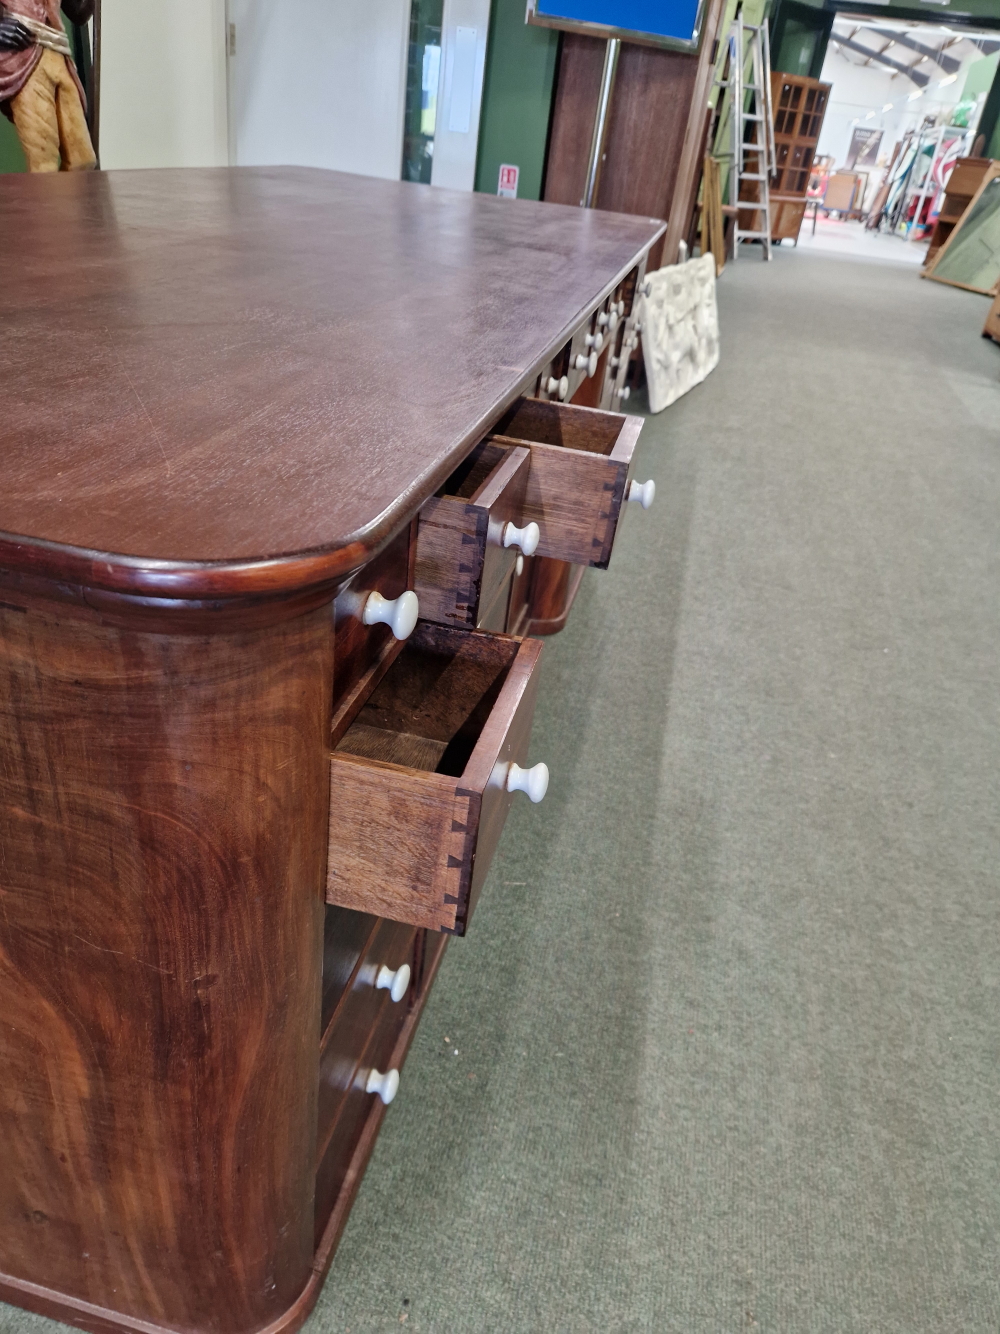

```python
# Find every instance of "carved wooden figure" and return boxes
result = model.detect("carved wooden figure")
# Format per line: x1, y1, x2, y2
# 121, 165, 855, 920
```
0, 0, 95, 171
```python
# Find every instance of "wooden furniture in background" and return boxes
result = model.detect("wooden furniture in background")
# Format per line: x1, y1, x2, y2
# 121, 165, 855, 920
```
700, 153, 726, 275
925, 170, 1000, 294
0, 167, 663, 1334
543, 0, 727, 269
984, 289, 1000, 342
923, 158, 1000, 269
762, 71, 830, 243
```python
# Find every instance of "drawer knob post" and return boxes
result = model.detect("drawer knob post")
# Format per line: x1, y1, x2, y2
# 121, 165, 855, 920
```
375, 962, 411, 1003
362, 590, 419, 640
365, 1068, 400, 1105
506, 761, 549, 804
544, 375, 569, 401
616, 385, 631, 402
503, 520, 540, 556
628, 478, 655, 509
574, 351, 598, 377
584, 332, 604, 352
597, 309, 619, 332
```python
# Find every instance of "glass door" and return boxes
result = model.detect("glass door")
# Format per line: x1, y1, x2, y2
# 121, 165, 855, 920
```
402, 0, 444, 182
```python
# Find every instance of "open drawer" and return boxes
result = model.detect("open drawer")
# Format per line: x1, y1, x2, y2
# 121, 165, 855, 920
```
489, 397, 650, 569
414, 440, 532, 633
326, 622, 545, 935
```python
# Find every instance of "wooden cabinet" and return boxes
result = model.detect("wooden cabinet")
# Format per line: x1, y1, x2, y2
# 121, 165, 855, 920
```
0, 167, 663, 1334
753, 72, 831, 244
924, 158, 1000, 269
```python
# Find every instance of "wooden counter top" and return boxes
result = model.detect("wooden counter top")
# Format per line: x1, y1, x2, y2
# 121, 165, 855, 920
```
0, 168, 663, 603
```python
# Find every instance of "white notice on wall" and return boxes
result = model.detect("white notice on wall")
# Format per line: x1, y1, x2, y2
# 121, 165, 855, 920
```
447, 27, 477, 134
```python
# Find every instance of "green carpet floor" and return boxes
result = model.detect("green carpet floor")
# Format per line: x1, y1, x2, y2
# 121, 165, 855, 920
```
4, 249, 1000, 1334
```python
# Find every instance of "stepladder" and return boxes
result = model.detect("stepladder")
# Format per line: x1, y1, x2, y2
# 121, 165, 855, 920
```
716, 19, 775, 260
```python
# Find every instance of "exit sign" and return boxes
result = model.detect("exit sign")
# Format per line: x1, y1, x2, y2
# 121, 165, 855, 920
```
497, 164, 519, 198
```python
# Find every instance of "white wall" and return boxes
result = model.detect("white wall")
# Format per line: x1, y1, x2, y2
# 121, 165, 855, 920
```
228, 0, 409, 180
99, 0, 229, 169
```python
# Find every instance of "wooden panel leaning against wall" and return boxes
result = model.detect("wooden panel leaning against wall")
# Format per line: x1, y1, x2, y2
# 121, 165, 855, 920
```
543, 0, 728, 269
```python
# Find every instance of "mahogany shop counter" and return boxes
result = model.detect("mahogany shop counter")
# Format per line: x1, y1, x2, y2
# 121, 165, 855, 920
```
0, 167, 664, 1334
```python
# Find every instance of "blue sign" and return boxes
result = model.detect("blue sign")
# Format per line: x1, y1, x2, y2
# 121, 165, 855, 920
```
528, 0, 705, 50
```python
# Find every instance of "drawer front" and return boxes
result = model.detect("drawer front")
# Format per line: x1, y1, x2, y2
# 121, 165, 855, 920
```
321, 905, 378, 1034
332, 523, 415, 741
317, 917, 417, 1160
327, 622, 544, 935
415, 442, 529, 630
490, 398, 644, 570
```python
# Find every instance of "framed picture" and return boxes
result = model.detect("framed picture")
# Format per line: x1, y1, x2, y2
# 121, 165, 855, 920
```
525, 0, 709, 54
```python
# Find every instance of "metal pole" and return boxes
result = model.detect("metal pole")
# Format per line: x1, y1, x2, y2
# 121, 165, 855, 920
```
581, 38, 621, 208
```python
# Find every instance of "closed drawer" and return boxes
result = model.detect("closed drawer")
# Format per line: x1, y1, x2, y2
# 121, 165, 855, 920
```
490, 398, 648, 569
321, 905, 378, 1034
414, 440, 531, 633
314, 919, 416, 1246
332, 523, 415, 741
317, 916, 417, 1159
327, 621, 544, 935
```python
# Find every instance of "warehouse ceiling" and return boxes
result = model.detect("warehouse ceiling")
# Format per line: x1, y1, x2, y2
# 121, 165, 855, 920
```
829, 17, 1000, 87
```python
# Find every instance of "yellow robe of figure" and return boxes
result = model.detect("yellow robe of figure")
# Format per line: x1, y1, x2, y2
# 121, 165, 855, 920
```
11, 44, 94, 170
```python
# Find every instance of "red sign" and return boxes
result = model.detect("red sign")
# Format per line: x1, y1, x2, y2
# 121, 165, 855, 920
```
497, 164, 519, 199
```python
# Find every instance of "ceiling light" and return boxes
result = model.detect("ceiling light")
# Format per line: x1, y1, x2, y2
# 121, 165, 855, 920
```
908, 89, 924, 99
883, 103, 893, 111
866, 110, 876, 119
938, 73, 957, 85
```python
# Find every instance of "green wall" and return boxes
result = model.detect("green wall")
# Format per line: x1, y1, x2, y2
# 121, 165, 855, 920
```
474, 0, 559, 200
0, 115, 28, 172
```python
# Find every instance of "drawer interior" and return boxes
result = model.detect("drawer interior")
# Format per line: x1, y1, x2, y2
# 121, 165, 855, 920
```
495, 397, 625, 456
335, 622, 519, 778
439, 440, 512, 500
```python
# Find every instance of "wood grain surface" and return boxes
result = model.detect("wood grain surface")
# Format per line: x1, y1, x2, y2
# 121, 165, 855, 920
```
0, 595, 333, 1334
415, 443, 529, 630
544, 14, 723, 267
491, 400, 643, 568
327, 624, 543, 934
0, 168, 663, 605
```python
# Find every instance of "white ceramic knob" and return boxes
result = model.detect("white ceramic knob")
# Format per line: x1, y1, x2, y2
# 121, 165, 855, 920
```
642, 280, 652, 298
574, 351, 598, 377
515, 554, 524, 576
616, 385, 631, 402
610, 355, 621, 371
506, 761, 549, 803
545, 375, 569, 401
375, 962, 411, 1003
616, 300, 625, 316
585, 331, 604, 352
634, 319, 642, 334
365, 1068, 400, 1105
608, 309, 619, 332
503, 521, 539, 556
628, 478, 655, 509
597, 310, 609, 327
362, 589, 419, 640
